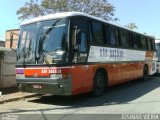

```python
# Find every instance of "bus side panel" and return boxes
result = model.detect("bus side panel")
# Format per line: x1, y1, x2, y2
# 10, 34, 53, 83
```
107, 62, 143, 86
71, 65, 94, 95
106, 63, 120, 86
70, 62, 144, 95
71, 64, 115, 95
124, 62, 143, 82
145, 51, 156, 75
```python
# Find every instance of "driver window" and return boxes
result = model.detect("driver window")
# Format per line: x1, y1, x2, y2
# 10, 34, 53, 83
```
71, 17, 90, 63
79, 32, 87, 53
77, 32, 88, 63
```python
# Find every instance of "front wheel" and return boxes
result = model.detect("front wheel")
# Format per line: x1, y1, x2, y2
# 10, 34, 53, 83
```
92, 71, 106, 96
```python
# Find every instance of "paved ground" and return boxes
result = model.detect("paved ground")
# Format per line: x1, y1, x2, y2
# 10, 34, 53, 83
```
0, 76, 160, 120
0, 87, 37, 104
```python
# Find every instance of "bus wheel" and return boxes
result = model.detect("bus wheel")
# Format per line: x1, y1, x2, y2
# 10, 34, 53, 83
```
143, 66, 148, 81
92, 71, 105, 96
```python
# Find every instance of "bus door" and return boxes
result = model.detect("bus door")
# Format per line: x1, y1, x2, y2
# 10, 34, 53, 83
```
71, 17, 93, 94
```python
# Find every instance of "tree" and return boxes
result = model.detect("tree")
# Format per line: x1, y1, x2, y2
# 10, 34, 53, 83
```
124, 23, 138, 30
17, 0, 118, 21
17, 0, 44, 20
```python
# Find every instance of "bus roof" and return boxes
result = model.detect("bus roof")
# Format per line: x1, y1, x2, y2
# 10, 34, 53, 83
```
21, 12, 154, 39
155, 40, 160, 43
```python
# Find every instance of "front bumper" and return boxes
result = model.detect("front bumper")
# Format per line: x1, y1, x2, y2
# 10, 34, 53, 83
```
16, 77, 72, 95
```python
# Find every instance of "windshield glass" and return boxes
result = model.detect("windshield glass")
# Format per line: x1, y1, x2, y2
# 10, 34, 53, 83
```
17, 18, 69, 65
17, 23, 38, 64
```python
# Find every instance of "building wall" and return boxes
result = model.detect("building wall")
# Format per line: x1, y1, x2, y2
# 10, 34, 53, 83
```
5, 29, 19, 49
0, 48, 16, 88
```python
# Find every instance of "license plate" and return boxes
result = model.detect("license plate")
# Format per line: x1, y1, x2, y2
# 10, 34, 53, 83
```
33, 84, 42, 89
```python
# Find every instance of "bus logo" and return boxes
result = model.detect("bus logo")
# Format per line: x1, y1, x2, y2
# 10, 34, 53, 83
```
34, 73, 38, 78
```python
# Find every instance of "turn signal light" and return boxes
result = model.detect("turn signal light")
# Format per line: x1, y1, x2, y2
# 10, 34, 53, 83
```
62, 74, 68, 79
16, 74, 25, 79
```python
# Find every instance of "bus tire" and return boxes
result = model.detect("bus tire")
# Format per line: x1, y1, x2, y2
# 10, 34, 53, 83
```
92, 70, 105, 96
143, 65, 149, 81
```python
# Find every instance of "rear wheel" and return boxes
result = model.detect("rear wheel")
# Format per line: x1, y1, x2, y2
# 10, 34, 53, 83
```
143, 66, 148, 81
92, 71, 106, 96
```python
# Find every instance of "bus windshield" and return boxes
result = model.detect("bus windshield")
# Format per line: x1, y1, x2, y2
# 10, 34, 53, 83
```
17, 18, 69, 65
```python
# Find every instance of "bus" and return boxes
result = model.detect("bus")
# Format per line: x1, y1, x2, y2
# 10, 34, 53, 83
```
16, 12, 157, 96
155, 40, 160, 60
155, 40, 160, 73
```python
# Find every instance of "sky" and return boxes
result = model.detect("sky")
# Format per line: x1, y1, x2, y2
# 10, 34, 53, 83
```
0, 0, 160, 41
0, 0, 28, 40
108, 0, 160, 39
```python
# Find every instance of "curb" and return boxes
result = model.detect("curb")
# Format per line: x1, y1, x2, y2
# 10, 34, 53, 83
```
0, 94, 39, 104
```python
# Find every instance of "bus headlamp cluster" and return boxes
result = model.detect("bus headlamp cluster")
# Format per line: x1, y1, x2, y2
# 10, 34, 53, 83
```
16, 74, 25, 79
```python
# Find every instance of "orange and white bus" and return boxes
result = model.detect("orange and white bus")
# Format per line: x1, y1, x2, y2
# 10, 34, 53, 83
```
16, 12, 157, 96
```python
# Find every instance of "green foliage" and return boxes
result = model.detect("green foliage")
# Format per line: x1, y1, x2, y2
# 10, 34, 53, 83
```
0, 51, 4, 59
17, 0, 44, 20
17, 0, 118, 21
124, 23, 138, 30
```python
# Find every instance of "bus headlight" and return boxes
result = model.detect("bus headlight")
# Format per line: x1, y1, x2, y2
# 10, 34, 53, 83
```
50, 74, 68, 79
16, 74, 25, 79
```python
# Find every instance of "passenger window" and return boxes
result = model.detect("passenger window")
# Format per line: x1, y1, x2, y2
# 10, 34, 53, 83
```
137, 35, 141, 49
71, 18, 91, 63
92, 22, 104, 44
150, 39, 155, 50
133, 34, 138, 49
105, 26, 110, 45
128, 33, 133, 48
141, 36, 146, 49
109, 27, 119, 46
120, 30, 128, 48
147, 38, 151, 50
79, 32, 87, 53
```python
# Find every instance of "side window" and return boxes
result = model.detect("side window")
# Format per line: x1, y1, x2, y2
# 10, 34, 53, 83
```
79, 32, 87, 53
92, 21, 104, 44
137, 35, 141, 49
133, 34, 138, 49
120, 30, 128, 48
109, 26, 119, 46
147, 38, 151, 50
105, 25, 110, 45
150, 38, 155, 50
128, 33, 133, 48
141, 36, 146, 49
71, 17, 91, 63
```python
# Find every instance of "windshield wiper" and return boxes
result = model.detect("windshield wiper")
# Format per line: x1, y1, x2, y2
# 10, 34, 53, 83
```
36, 36, 51, 67
35, 20, 60, 67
